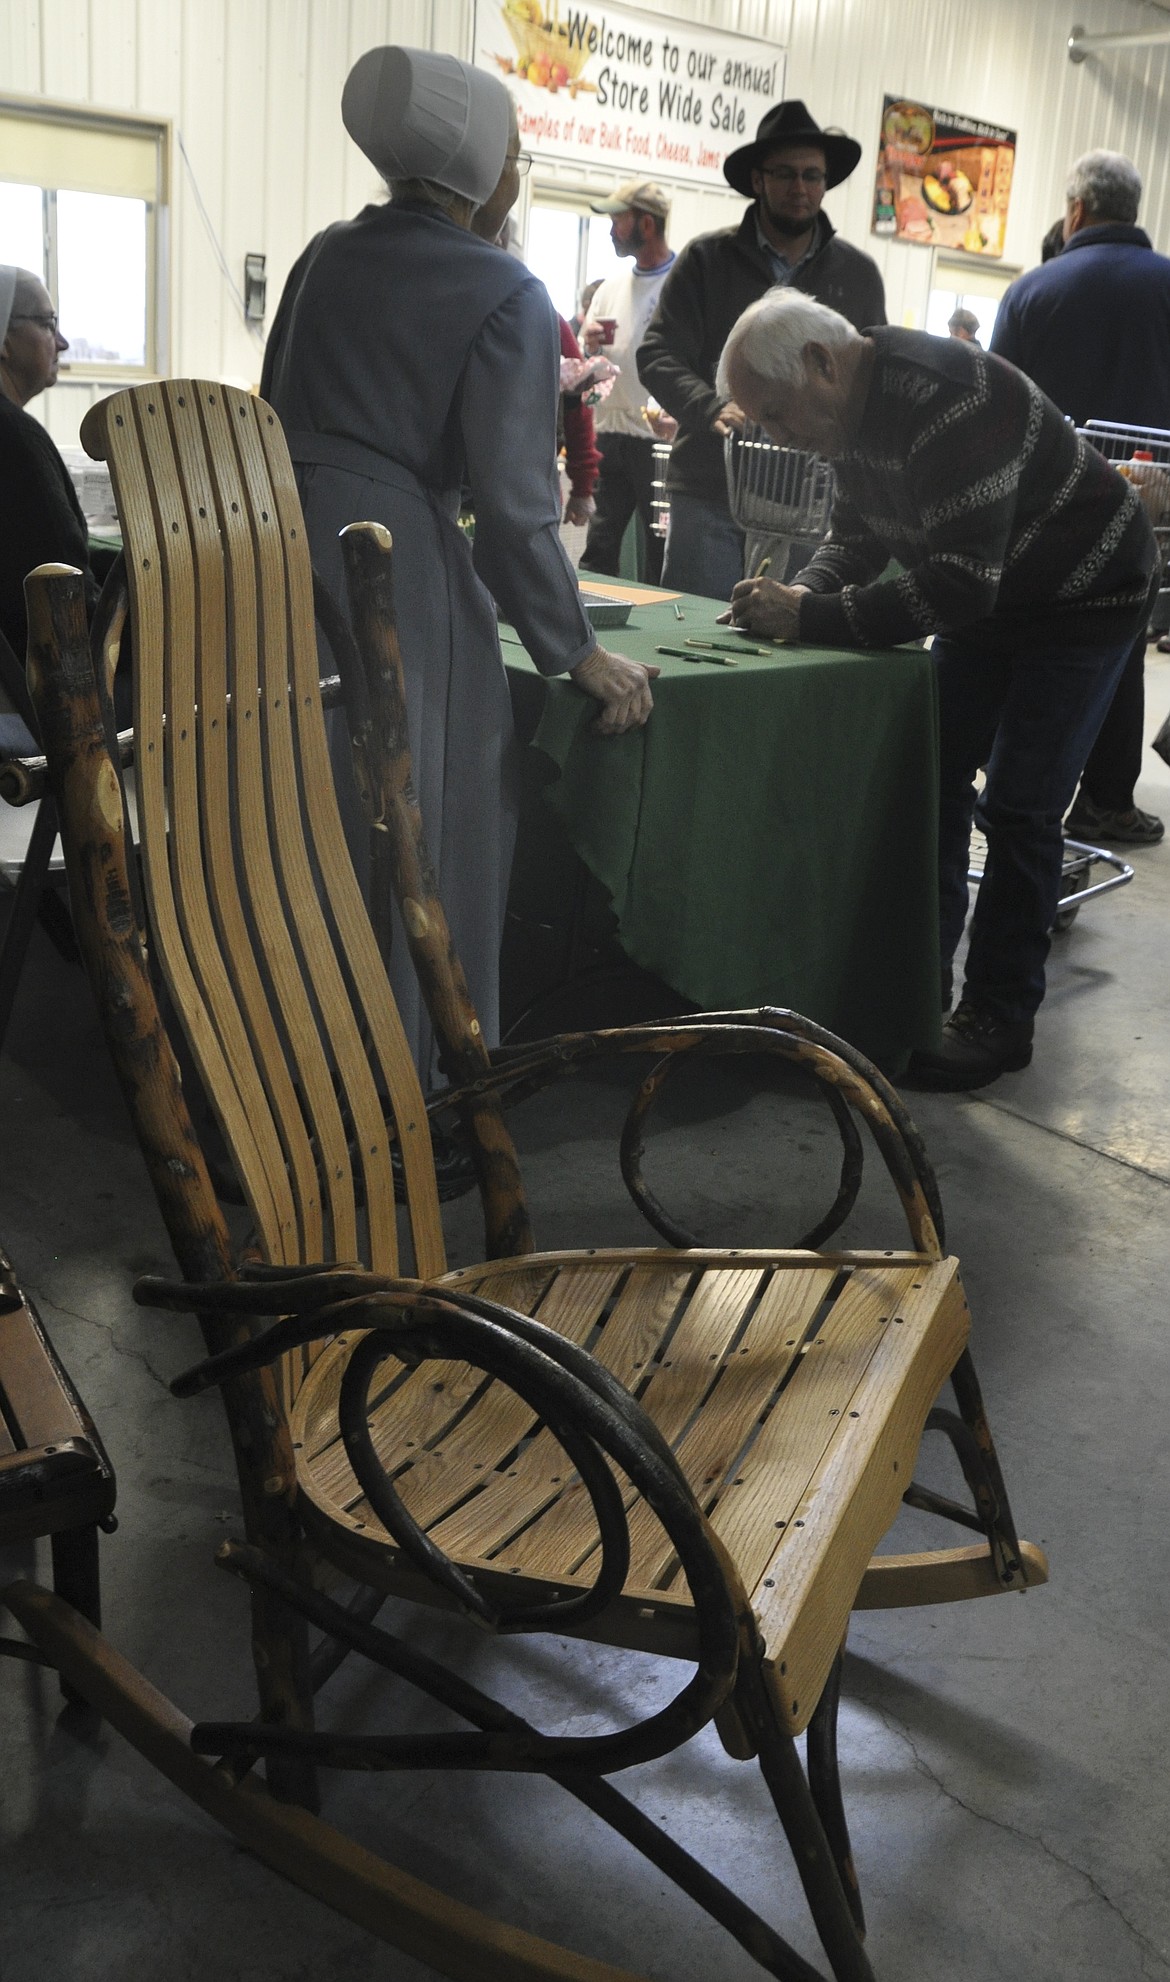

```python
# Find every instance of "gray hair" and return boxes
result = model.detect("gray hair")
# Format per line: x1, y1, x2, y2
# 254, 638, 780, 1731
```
388, 176, 477, 219
717, 288, 860, 398
1066, 149, 1142, 224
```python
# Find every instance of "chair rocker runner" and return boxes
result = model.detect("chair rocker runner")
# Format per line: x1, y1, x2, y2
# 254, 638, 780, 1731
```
3, 377, 1047, 1982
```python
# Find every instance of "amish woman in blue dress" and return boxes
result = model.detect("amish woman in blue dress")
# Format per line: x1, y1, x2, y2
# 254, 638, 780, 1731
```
262, 47, 655, 1078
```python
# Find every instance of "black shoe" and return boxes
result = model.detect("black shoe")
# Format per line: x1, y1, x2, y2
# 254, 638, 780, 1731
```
907, 999, 1034, 1091
1064, 795, 1164, 846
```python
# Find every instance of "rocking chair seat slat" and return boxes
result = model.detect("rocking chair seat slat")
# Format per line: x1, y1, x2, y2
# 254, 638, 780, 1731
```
299, 1261, 567, 1498
291, 1251, 973, 1735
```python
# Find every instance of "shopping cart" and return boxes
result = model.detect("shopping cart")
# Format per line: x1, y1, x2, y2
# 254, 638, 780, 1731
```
724, 423, 835, 577
1079, 419, 1170, 634
650, 440, 671, 539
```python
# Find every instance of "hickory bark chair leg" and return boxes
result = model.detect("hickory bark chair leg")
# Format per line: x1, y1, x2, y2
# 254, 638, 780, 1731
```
2, 382, 1045, 1982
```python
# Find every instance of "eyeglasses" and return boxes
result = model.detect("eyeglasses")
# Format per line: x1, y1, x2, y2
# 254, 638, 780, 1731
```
10, 311, 59, 331
759, 166, 827, 188
513, 152, 533, 177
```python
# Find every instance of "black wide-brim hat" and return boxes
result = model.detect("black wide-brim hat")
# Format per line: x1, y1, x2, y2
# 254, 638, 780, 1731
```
723, 99, 863, 198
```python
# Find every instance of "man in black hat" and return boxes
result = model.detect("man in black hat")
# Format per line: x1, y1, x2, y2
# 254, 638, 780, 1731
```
638, 100, 885, 600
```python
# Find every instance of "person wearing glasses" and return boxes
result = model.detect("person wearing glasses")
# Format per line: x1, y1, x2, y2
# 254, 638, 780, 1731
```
261, 48, 655, 1082
0, 266, 99, 675
638, 100, 886, 601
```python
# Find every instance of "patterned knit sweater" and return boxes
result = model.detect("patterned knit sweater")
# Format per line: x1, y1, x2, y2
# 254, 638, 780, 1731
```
794, 328, 1157, 652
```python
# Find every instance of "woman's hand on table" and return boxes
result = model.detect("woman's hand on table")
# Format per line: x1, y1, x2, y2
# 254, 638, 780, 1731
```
570, 644, 659, 735
719, 579, 808, 641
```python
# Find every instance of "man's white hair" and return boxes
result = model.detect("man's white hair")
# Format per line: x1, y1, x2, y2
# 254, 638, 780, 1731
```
717, 289, 860, 399
1066, 149, 1141, 224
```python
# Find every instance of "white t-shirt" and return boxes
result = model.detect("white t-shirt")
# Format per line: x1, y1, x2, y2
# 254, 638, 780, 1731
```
582, 257, 675, 439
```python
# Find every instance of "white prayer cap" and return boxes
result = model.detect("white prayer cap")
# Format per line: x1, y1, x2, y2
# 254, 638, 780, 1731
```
342, 47, 511, 206
0, 266, 20, 346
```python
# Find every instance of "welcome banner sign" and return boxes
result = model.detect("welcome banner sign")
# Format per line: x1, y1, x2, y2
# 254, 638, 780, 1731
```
473, 1, 785, 189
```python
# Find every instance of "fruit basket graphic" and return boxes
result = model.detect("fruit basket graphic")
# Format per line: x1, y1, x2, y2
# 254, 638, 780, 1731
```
502, 2, 589, 84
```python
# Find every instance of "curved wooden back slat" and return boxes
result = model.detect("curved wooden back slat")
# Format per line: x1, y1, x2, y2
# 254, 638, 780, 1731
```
81, 381, 446, 1389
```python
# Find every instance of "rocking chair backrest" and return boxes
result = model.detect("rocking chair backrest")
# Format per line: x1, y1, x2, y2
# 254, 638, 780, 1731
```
79, 381, 446, 1305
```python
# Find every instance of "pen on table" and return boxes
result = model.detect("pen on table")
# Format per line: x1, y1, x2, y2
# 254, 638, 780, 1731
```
685, 638, 765, 655
655, 645, 738, 664
672, 601, 685, 621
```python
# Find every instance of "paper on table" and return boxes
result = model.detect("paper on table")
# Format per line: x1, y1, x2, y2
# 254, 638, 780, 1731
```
576, 580, 683, 605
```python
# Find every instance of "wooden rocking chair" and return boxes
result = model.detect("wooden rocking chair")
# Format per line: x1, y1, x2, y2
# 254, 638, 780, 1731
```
3, 378, 1046, 1982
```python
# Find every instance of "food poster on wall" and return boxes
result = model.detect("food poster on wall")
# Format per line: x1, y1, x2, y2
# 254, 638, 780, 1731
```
872, 97, 1015, 257
473, 1, 784, 188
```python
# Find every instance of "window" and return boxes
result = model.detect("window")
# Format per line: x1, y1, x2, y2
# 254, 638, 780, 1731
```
525, 198, 625, 321
926, 256, 1019, 350
0, 99, 167, 375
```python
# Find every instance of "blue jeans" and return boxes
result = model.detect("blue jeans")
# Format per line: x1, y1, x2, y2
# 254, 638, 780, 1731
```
581, 433, 664, 584
935, 630, 1137, 1022
662, 491, 745, 602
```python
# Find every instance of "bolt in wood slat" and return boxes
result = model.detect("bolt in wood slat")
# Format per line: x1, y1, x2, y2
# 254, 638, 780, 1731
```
619, 1263, 840, 1589
500, 1267, 768, 1582
299, 1268, 563, 1498
363, 1264, 629, 1536
424, 1265, 691, 1562
751, 1262, 970, 1729
698, 1265, 924, 1594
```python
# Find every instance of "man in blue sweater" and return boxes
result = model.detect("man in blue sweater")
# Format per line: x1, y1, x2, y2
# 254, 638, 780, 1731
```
991, 150, 1168, 847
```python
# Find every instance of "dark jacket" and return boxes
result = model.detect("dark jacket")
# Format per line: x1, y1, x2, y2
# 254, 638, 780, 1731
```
637, 206, 887, 502
0, 395, 100, 666
990, 223, 1170, 429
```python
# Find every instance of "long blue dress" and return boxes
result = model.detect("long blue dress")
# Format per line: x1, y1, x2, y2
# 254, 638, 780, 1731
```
261, 200, 594, 1076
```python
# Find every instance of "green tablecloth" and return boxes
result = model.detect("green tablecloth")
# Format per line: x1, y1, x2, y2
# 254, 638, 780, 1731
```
504, 587, 942, 1074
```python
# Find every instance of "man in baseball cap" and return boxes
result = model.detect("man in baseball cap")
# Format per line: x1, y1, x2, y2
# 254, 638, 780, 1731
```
638, 101, 886, 599
577, 181, 676, 583
589, 179, 672, 222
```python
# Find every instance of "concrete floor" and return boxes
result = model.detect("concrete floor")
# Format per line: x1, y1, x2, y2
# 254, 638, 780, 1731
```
2, 656, 1169, 1982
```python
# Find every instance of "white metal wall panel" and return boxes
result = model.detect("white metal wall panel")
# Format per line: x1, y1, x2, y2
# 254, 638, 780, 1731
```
304, 0, 353, 238
786, 0, 1170, 330
0, 2, 41, 91
176, 0, 228, 388
39, 0, 89, 104
87, 0, 138, 112
6, 0, 1170, 448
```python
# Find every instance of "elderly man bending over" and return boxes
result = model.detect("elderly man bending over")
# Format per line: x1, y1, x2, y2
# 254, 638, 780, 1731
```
720, 290, 1157, 1090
